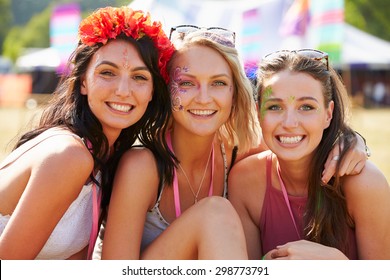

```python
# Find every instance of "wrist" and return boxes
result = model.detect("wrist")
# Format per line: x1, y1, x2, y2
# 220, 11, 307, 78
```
355, 130, 371, 158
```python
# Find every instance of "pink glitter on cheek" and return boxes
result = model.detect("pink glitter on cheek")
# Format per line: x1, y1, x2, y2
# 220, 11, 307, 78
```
170, 66, 185, 111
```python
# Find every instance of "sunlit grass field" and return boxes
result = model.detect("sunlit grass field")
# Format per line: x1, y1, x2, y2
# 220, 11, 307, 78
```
1, 104, 390, 182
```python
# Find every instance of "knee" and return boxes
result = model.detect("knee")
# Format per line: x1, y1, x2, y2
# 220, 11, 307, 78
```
196, 197, 242, 227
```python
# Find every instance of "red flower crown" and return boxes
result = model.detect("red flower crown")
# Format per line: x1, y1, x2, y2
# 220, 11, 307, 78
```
79, 6, 175, 83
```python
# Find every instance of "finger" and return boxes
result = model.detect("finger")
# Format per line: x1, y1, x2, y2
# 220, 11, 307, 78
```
340, 160, 365, 176
338, 149, 363, 176
322, 155, 339, 184
351, 160, 366, 175
337, 156, 352, 176
271, 247, 289, 259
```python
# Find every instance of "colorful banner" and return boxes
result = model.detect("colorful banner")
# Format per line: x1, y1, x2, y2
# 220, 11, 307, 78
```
279, 0, 310, 36
308, 0, 344, 64
242, 8, 263, 80
50, 3, 81, 73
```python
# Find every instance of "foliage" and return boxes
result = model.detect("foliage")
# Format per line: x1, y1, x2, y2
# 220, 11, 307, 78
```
2, 0, 132, 62
345, 0, 390, 42
0, 0, 12, 54
3, 4, 52, 62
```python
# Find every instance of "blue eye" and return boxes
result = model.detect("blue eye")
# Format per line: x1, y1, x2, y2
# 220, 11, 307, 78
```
179, 81, 194, 87
267, 104, 281, 111
300, 104, 315, 111
213, 80, 227, 86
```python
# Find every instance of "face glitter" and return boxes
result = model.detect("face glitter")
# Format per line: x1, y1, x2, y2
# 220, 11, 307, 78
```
260, 86, 273, 119
122, 48, 130, 70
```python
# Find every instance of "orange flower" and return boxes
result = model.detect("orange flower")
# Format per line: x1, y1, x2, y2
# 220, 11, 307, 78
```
78, 6, 175, 83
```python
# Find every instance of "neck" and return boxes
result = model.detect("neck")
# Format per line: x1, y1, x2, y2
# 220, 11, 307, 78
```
170, 128, 216, 166
277, 157, 310, 197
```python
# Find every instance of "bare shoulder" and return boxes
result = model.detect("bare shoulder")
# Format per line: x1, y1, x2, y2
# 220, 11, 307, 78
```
32, 133, 93, 173
228, 150, 270, 197
343, 161, 389, 194
118, 146, 157, 171
343, 161, 390, 208
230, 150, 269, 180
112, 147, 159, 209
115, 147, 159, 190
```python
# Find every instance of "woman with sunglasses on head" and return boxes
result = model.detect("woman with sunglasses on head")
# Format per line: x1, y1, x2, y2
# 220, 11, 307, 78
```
0, 6, 174, 259
102, 26, 260, 260
102, 26, 368, 259
228, 49, 390, 260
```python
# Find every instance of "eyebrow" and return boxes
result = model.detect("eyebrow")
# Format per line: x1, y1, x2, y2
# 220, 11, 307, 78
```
96, 61, 150, 72
178, 73, 231, 79
264, 96, 320, 103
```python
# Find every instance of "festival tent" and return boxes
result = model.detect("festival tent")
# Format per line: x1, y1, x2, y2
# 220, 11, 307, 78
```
15, 47, 61, 71
342, 23, 390, 69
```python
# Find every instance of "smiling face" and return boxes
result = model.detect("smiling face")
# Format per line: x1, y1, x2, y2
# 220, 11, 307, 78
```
81, 39, 153, 142
259, 70, 334, 161
169, 45, 234, 137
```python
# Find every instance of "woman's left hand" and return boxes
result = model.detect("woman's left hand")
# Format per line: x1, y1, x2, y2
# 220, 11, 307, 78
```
321, 132, 368, 184
268, 240, 348, 260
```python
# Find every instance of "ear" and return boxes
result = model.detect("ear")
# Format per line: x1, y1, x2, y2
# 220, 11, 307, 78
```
80, 76, 87, 95
324, 100, 334, 129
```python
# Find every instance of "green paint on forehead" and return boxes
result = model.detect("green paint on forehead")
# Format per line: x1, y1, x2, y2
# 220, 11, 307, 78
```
288, 95, 296, 103
260, 86, 273, 119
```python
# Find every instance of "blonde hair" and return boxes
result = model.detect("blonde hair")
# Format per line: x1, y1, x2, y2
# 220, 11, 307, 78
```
169, 31, 261, 154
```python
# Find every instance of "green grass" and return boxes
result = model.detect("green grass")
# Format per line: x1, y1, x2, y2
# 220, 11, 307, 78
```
1, 106, 389, 182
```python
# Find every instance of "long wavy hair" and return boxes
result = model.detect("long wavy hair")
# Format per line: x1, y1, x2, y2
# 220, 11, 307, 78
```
257, 52, 356, 253
14, 34, 174, 221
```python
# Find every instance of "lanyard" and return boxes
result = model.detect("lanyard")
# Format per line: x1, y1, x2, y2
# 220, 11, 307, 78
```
276, 164, 301, 239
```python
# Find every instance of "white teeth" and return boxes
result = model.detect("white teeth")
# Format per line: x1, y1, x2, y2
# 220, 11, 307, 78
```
189, 109, 215, 116
279, 136, 303, 144
108, 103, 132, 112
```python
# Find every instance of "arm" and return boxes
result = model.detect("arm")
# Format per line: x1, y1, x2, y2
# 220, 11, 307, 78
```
343, 161, 390, 259
0, 136, 93, 259
102, 148, 159, 259
322, 131, 369, 183
228, 154, 266, 260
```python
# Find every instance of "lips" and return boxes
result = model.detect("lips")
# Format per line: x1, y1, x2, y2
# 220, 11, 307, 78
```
107, 102, 133, 113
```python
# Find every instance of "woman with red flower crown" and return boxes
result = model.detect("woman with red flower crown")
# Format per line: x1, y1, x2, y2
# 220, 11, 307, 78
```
0, 6, 176, 260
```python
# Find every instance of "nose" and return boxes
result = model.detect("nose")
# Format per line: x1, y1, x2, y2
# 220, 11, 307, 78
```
115, 76, 131, 97
194, 83, 212, 103
282, 109, 299, 128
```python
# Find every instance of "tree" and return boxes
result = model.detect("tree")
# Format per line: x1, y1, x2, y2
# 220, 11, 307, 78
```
0, 0, 12, 54
3, 4, 52, 62
2, 0, 132, 61
345, 0, 390, 42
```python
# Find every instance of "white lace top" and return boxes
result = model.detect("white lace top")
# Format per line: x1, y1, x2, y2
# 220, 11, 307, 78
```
0, 129, 99, 259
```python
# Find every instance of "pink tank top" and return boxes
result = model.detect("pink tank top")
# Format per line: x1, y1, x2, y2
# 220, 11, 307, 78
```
259, 153, 358, 259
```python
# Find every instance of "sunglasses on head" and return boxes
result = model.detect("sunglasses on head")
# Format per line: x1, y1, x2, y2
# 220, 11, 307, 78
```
264, 48, 329, 70
169, 24, 236, 47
